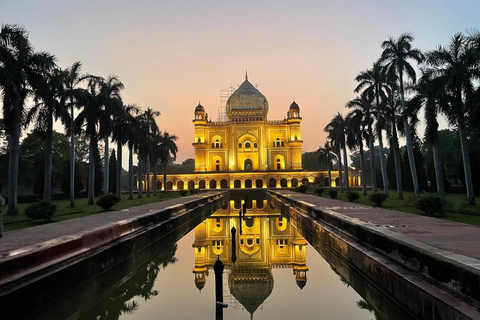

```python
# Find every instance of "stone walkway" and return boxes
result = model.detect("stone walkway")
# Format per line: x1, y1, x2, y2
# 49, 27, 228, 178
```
271, 190, 480, 261
0, 192, 224, 263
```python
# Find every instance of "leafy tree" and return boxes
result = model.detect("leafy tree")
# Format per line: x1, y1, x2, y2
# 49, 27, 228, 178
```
60, 160, 84, 196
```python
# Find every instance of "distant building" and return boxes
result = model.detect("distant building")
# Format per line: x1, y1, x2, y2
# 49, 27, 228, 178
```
140, 74, 361, 190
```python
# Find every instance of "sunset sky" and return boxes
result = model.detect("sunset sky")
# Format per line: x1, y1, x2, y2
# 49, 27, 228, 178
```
2, 0, 479, 167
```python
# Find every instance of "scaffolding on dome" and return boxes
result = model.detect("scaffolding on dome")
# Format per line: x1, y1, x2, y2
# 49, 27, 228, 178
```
217, 85, 237, 122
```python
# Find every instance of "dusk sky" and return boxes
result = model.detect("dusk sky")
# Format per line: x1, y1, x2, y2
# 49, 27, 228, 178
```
2, 0, 479, 167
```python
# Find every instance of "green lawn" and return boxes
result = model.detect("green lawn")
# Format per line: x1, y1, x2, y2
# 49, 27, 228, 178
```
1, 192, 183, 232
306, 189, 480, 226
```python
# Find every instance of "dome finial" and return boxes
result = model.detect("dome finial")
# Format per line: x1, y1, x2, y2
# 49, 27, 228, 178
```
245, 70, 248, 81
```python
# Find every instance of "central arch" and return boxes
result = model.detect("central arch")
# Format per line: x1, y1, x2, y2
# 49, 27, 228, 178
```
244, 158, 253, 171
268, 178, 277, 188
209, 179, 217, 189
255, 179, 263, 188
245, 179, 252, 188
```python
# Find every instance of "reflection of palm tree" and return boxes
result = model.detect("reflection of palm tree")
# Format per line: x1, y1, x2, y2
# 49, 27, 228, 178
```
78, 243, 178, 320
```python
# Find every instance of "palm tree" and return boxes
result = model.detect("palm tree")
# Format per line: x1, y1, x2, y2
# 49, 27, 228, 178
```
380, 32, 424, 196
354, 62, 389, 196
126, 110, 141, 199
346, 109, 368, 195
382, 83, 404, 199
157, 131, 178, 194
138, 108, 160, 196
317, 141, 337, 189
98, 75, 124, 194
63, 61, 90, 207
409, 72, 446, 199
325, 113, 348, 192
75, 78, 107, 205
425, 33, 477, 204
346, 93, 377, 192
27, 67, 68, 201
0, 24, 56, 214
112, 104, 139, 197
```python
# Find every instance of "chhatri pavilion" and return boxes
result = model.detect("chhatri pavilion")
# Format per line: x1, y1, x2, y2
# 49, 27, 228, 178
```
144, 74, 361, 191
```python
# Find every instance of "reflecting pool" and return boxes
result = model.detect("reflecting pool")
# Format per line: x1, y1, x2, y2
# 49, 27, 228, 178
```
27, 191, 414, 319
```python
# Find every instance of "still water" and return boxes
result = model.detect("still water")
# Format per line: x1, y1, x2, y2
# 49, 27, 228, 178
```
32, 191, 414, 320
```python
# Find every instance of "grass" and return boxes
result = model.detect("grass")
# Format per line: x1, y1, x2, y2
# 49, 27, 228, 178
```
1, 192, 183, 232
307, 188, 480, 226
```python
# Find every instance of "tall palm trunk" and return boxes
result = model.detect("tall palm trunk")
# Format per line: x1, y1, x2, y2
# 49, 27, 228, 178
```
359, 144, 367, 195
377, 124, 389, 197
327, 154, 332, 189
104, 136, 109, 194
431, 134, 446, 200
138, 156, 143, 198
337, 146, 343, 192
343, 145, 349, 192
70, 103, 75, 207
367, 126, 377, 192
153, 160, 158, 196
116, 140, 122, 197
7, 109, 21, 215
163, 161, 168, 195
392, 121, 404, 199
146, 155, 150, 197
43, 115, 53, 202
128, 146, 133, 199
457, 111, 475, 205
88, 136, 96, 205
399, 75, 419, 196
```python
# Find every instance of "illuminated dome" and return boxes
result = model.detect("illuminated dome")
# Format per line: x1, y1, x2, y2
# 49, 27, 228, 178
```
226, 73, 269, 121
289, 101, 299, 110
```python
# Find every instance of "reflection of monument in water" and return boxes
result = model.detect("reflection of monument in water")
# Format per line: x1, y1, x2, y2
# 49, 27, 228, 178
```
192, 197, 308, 317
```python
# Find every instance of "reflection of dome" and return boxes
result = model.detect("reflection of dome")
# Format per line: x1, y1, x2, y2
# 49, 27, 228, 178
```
296, 279, 307, 289
195, 279, 206, 292
226, 74, 269, 119
229, 268, 274, 316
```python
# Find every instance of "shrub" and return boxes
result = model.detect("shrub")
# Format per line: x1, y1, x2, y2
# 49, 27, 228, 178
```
314, 188, 324, 197
415, 195, 445, 216
329, 189, 338, 199
295, 184, 308, 193
369, 192, 387, 207
179, 190, 188, 197
25, 201, 57, 221
96, 194, 121, 211
346, 191, 360, 202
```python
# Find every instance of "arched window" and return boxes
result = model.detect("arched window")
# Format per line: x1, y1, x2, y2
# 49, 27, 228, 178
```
253, 142, 258, 149
245, 141, 251, 149
215, 139, 220, 148
238, 142, 242, 149
215, 159, 220, 171
277, 158, 281, 170
274, 138, 280, 147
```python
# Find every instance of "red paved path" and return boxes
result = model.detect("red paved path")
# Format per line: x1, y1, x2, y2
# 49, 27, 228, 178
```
0, 192, 221, 258
273, 190, 480, 263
